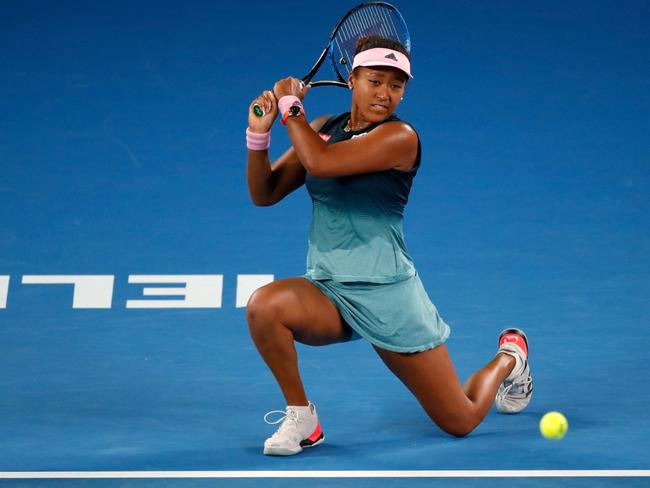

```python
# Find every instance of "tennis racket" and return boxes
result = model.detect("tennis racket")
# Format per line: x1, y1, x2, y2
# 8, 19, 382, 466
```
253, 1, 410, 116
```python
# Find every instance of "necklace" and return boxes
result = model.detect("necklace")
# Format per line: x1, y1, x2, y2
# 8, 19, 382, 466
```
344, 118, 371, 132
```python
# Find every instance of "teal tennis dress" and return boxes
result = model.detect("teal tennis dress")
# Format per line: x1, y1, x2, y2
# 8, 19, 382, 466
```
303, 112, 450, 353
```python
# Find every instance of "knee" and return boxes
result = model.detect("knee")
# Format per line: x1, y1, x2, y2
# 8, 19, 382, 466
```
246, 286, 282, 338
430, 413, 476, 438
443, 423, 474, 438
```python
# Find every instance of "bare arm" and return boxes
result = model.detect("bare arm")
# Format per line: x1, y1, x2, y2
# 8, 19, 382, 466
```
246, 88, 330, 206
271, 76, 418, 178
286, 117, 418, 178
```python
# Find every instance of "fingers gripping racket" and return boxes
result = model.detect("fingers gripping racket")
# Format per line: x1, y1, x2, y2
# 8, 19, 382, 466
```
253, 1, 410, 116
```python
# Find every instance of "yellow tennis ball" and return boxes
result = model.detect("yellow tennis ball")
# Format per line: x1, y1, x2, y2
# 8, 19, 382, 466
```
540, 411, 568, 440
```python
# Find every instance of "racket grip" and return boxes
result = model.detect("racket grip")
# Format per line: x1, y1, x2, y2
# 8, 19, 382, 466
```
252, 79, 306, 117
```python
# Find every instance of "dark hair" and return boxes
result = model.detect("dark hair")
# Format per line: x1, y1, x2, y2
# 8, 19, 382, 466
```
354, 35, 410, 60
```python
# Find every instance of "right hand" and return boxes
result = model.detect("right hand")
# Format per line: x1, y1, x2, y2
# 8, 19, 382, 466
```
273, 77, 310, 101
248, 90, 278, 133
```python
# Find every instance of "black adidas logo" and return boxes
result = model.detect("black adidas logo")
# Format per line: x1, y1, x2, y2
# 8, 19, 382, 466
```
384, 53, 398, 61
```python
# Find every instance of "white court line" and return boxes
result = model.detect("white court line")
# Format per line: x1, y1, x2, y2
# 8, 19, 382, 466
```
0, 470, 649, 479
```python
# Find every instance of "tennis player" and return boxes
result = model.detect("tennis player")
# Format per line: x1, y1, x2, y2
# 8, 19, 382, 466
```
245, 36, 533, 456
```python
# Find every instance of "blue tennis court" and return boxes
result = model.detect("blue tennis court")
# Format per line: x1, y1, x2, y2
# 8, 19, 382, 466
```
1, 0, 649, 486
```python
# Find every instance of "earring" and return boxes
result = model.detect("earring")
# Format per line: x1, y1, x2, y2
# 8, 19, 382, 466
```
400, 97, 404, 100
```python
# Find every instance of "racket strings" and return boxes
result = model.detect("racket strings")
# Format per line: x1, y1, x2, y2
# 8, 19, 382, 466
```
332, 4, 410, 79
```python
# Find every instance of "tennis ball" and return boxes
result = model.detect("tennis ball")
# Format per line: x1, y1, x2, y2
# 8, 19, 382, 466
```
539, 411, 568, 440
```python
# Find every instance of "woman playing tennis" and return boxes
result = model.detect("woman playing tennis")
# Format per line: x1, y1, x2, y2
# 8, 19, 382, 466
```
245, 36, 533, 456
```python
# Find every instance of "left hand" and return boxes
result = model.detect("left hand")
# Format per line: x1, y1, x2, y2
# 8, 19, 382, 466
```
248, 90, 278, 132
273, 77, 310, 101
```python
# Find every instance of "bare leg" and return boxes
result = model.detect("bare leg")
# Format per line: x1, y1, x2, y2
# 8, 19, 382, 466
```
462, 354, 514, 406
246, 278, 351, 406
375, 344, 515, 437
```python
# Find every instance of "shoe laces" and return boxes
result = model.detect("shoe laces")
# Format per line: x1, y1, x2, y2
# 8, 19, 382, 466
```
264, 408, 299, 436
499, 376, 532, 399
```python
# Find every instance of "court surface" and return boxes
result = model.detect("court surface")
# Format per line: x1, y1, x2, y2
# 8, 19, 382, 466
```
1, 0, 649, 486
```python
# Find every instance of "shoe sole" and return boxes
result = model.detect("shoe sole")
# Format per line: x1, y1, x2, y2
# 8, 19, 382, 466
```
499, 327, 528, 352
263, 437, 325, 456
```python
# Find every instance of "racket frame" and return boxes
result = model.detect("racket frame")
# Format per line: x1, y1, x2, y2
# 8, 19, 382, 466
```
252, 1, 408, 116
303, 1, 407, 87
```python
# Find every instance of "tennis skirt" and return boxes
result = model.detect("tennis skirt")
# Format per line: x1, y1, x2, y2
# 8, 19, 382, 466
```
304, 272, 450, 353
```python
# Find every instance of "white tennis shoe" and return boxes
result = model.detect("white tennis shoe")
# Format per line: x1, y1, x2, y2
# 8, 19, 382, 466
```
263, 402, 324, 456
495, 328, 533, 414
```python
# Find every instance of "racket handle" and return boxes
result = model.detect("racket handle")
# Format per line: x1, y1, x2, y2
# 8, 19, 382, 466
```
253, 80, 308, 117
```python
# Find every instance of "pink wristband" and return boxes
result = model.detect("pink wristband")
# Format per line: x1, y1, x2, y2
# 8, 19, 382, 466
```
246, 128, 270, 151
278, 95, 305, 125
278, 95, 301, 116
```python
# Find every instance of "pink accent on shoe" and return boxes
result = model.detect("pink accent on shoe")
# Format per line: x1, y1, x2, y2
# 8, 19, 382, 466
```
499, 333, 528, 357
308, 421, 323, 442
